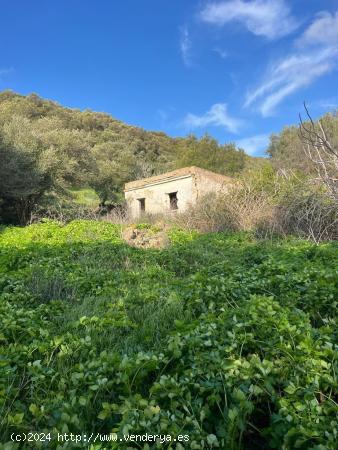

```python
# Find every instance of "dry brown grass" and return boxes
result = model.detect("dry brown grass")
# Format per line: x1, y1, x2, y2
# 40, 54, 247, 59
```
273, 188, 338, 243
30, 175, 337, 244
174, 184, 273, 234
173, 180, 337, 243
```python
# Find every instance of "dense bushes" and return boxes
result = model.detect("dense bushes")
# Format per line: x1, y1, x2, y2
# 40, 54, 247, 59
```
0, 92, 172, 224
176, 170, 337, 243
275, 183, 337, 242
267, 111, 338, 176
0, 221, 337, 448
0, 91, 250, 225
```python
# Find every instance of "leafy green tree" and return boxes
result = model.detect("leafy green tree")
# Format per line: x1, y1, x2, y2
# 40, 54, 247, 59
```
267, 112, 338, 176
0, 91, 261, 223
90, 142, 135, 205
0, 123, 56, 224
175, 134, 246, 176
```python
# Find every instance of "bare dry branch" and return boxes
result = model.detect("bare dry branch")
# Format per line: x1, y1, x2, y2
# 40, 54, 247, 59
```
299, 103, 338, 202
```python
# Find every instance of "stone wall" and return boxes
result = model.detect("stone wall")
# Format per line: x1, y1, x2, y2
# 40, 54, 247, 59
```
125, 175, 194, 217
194, 170, 234, 199
124, 166, 235, 218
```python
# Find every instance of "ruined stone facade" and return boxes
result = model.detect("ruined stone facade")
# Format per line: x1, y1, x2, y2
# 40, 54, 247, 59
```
124, 166, 233, 217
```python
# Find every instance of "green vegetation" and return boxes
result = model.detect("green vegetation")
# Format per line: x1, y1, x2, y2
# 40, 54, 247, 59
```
175, 134, 247, 175
0, 220, 337, 449
267, 111, 338, 176
0, 91, 336, 448
0, 91, 250, 225
68, 188, 101, 207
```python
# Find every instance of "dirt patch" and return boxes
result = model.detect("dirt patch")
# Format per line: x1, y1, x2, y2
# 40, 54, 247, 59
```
122, 223, 170, 249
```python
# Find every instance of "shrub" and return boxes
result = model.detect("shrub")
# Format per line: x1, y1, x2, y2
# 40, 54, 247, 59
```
273, 182, 338, 243
175, 186, 273, 234
176, 170, 337, 243
175, 192, 238, 232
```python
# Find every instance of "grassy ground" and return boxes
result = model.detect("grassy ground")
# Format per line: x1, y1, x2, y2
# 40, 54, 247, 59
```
67, 188, 100, 207
0, 220, 337, 449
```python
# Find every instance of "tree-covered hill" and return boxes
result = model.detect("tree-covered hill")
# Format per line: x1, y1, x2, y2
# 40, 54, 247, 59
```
1, 90, 335, 226
0, 91, 251, 224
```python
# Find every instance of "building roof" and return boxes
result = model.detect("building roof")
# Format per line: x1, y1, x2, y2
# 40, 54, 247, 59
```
124, 166, 233, 191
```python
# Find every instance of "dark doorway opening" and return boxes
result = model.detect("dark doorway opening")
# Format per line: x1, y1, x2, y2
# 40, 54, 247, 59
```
168, 192, 178, 210
138, 198, 145, 212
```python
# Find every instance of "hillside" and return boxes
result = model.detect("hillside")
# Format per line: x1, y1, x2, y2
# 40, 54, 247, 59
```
0, 220, 337, 448
0, 91, 256, 224
0, 90, 177, 206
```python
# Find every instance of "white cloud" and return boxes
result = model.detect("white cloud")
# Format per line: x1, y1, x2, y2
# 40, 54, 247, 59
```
245, 10, 338, 116
236, 133, 270, 155
297, 11, 338, 48
245, 50, 336, 116
180, 25, 192, 66
183, 103, 243, 133
200, 0, 298, 39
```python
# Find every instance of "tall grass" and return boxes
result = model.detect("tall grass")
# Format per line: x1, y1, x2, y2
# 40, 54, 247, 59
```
174, 173, 337, 243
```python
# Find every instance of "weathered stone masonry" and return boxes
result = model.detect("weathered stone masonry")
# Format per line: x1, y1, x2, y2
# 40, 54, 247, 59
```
124, 166, 233, 217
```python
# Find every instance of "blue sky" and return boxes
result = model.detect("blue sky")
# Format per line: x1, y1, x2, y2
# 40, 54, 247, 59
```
1, 0, 338, 156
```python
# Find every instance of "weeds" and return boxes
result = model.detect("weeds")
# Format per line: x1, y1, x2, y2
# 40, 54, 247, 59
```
0, 220, 337, 449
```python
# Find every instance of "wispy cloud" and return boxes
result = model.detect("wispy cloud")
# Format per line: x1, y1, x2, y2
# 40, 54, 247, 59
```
245, 51, 336, 116
200, 0, 298, 40
157, 106, 177, 128
183, 103, 243, 133
296, 11, 338, 48
157, 109, 169, 121
0, 67, 14, 82
315, 97, 338, 111
245, 10, 338, 116
180, 25, 192, 66
213, 47, 228, 59
236, 133, 270, 155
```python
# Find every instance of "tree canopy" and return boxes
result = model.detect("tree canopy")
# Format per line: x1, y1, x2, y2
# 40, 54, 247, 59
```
267, 111, 338, 176
0, 91, 253, 224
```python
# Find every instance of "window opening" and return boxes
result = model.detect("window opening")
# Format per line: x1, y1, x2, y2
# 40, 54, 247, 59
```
138, 198, 145, 212
168, 192, 178, 210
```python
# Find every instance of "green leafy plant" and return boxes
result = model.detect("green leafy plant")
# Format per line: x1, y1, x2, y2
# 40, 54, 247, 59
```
0, 220, 336, 449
